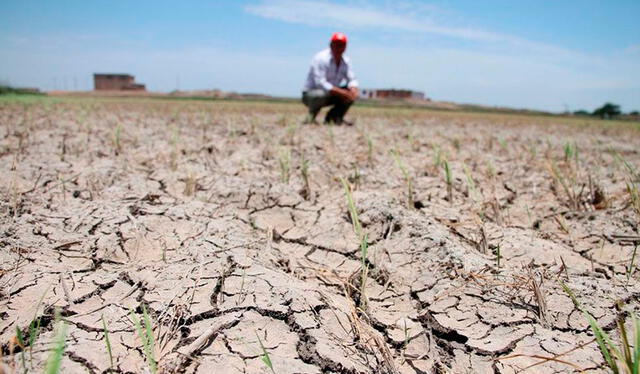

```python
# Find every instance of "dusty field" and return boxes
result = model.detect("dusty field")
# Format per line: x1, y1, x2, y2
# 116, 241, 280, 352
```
1, 97, 640, 374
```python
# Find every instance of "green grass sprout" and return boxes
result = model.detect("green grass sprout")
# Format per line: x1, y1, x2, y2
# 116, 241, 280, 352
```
255, 331, 276, 374
131, 305, 157, 374
102, 314, 114, 371
443, 159, 453, 203
391, 149, 414, 208
44, 309, 67, 374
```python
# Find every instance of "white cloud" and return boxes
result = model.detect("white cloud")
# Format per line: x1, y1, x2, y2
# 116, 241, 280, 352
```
246, 0, 624, 68
625, 44, 640, 55
245, 0, 506, 43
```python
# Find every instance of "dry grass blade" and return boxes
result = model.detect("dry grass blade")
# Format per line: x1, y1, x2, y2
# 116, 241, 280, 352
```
300, 156, 311, 200
627, 182, 640, 218
627, 244, 638, 284
529, 270, 549, 327
342, 284, 397, 374
477, 225, 489, 255
497, 339, 593, 373
547, 159, 584, 211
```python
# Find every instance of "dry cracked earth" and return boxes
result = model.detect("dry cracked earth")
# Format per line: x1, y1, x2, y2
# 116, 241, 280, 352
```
1, 98, 640, 374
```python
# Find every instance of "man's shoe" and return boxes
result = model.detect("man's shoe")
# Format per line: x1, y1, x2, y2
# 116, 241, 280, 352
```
332, 117, 354, 126
340, 118, 355, 126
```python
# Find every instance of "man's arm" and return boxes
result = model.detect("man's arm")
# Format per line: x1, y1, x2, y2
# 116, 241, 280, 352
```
333, 58, 358, 103
330, 86, 358, 103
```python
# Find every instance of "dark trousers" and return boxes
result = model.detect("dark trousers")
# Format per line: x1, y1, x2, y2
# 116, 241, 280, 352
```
302, 89, 353, 124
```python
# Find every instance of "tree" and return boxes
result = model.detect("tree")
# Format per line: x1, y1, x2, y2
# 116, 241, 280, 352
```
593, 102, 621, 119
630, 111, 639, 116
573, 110, 590, 116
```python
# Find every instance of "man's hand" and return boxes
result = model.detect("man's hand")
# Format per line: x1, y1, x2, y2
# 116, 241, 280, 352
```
330, 86, 359, 103
348, 87, 359, 101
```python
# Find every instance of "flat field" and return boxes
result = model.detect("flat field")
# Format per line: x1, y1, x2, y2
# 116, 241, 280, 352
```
1, 97, 640, 373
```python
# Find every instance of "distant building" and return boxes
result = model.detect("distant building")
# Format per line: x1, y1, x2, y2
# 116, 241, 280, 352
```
360, 89, 425, 100
93, 74, 146, 91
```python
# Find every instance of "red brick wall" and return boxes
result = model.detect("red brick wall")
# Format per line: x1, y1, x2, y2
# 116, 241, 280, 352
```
94, 75, 144, 91
376, 90, 412, 99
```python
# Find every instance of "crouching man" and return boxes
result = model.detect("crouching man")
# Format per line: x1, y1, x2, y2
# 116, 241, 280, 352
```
302, 32, 359, 125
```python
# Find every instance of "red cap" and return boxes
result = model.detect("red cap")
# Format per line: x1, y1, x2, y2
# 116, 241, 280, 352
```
330, 32, 348, 44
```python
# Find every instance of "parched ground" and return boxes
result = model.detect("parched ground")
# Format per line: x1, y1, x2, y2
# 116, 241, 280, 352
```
1, 97, 640, 374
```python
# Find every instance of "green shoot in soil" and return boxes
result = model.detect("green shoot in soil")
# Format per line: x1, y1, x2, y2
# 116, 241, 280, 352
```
286, 121, 298, 145
255, 331, 276, 374
44, 310, 67, 374
564, 141, 577, 163
15, 326, 27, 371
486, 159, 496, 179
27, 316, 41, 365
102, 314, 114, 371
359, 234, 369, 309
614, 153, 640, 217
498, 137, 508, 152
391, 149, 414, 208
433, 144, 443, 169
585, 311, 640, 374
131, 305, 157, 374
278, 148, 291, 184
340, 177, 369, 308
27, 287, 49, 365
627, 245, 639, 285
560, 281, 581, 310
561, 282, 640, 374
614, 152, 639, 181
451, 137, 461, 152
340, 177, 362, 240
443, 160, 453, 203
463, 163, 479, 204
402, 319, 411, 359
548, 160, 581, 210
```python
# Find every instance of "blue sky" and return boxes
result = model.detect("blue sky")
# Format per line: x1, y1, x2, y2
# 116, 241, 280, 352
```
1, 0, 639, 112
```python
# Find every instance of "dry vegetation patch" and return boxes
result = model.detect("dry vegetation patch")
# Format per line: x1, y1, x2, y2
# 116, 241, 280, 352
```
1, 97, 639, 373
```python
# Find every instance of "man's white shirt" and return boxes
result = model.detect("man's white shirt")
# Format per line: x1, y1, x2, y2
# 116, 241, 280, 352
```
303, 48, 358, 92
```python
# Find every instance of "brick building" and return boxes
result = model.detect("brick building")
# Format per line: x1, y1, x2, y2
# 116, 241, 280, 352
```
93, 74, 146, 91
360, 89, 425, 100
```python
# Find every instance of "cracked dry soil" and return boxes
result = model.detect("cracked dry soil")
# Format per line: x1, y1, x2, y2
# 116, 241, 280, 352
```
1, 98, 640, 374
